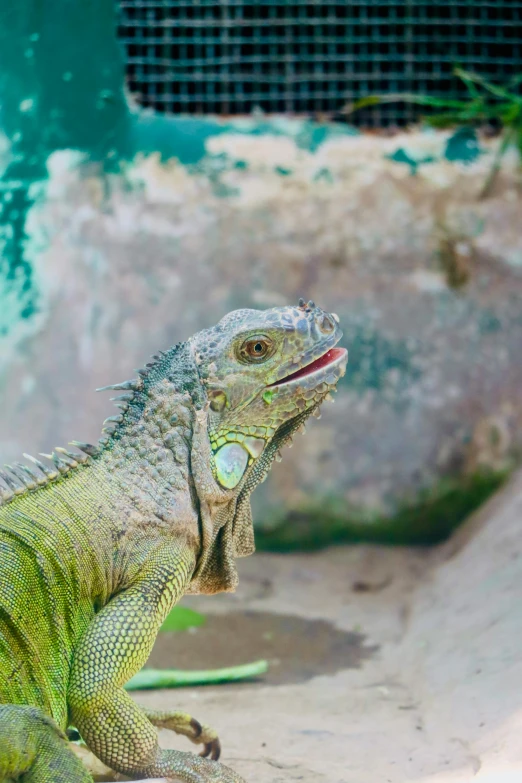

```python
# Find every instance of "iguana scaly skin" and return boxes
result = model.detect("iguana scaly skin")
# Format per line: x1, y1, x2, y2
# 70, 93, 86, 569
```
0, 301, 347, 782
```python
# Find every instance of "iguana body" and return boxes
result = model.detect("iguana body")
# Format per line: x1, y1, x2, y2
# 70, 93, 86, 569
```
0, 302, 346, 782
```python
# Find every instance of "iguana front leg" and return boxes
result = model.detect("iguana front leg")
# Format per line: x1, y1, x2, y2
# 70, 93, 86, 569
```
68, 543, 245, 782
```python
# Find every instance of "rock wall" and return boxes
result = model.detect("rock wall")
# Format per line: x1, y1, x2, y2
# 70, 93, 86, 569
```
1, 2, 521, 545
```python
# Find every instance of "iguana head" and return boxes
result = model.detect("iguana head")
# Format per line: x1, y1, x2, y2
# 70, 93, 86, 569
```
189, 299, 347, 490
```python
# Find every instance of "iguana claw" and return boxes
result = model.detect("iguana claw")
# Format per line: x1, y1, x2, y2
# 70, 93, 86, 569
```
144, 709, 222, 761
194, 724, 221, 761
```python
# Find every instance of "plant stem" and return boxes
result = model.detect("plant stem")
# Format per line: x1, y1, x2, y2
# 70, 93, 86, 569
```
480, 126, 517, 200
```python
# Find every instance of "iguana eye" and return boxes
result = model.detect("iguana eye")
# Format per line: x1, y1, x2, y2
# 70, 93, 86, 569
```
239, 335, 274, 363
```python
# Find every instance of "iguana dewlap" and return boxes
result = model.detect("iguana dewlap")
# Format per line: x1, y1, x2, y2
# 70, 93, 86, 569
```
0, 301, 347, 783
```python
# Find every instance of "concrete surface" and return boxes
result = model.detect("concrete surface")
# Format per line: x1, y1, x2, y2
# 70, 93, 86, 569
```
107, 468, 522, 782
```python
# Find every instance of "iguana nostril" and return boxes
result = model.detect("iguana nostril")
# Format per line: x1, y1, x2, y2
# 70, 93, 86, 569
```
319, 314, 335, 333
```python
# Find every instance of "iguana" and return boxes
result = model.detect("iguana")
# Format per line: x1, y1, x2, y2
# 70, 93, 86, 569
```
0, 300, 347, 783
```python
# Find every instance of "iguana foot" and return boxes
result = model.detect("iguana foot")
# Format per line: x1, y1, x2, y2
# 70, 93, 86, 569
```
137, 749, 246, 782
144, 708, 221, 760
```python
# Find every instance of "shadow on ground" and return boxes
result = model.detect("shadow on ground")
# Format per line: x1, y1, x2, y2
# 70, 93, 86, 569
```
147, 611, 377, 686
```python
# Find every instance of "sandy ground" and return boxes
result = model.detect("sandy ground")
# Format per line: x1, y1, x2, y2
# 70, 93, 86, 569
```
94, 470, 522, 783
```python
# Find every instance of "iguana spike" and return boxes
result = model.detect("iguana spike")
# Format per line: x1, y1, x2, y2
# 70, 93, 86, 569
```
10, 463, 37, 490
96, 379, 140, 392
312, 408, 322, 419
23, 453, 47, 474
0, 468, 22, 492
69, 441, 100, 458
15, 461, 47, 486
14, 462, 38, 479
103, 415, 123, 426
0, 486, 14, 503
26, 454, 59, 480
55, 447, 83, 466
6, 464, 24, 481
49, 453, 70, 473
113, 403, 128, 412
109, 393, 134, 402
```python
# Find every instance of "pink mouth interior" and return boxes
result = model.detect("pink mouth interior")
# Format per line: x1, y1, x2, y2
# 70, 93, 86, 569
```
270, 347, 347, 386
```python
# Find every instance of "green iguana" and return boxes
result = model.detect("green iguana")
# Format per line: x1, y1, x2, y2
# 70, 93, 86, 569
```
0, 300, 347, 782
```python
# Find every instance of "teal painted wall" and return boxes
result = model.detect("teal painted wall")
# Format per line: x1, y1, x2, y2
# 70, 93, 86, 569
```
0, 0, 127, 337
0, 2, 521, 546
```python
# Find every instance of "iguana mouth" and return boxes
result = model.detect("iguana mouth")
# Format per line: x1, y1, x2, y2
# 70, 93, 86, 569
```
269, 346, 347, 387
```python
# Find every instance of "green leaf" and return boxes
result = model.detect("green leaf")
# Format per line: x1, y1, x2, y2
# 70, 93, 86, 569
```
125, 660, 269, 691
159, 605, 206, 632
425, 112, 469, 128
500, 104, 521, 125
457, 66, 481, 99
508, 74, 522, 90
347, 93, 474, 114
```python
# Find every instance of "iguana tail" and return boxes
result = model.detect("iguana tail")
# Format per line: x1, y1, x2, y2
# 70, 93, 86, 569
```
0, 705, 91, 782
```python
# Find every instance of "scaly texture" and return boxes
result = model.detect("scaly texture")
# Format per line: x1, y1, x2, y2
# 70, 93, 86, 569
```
0, 301, 347, 782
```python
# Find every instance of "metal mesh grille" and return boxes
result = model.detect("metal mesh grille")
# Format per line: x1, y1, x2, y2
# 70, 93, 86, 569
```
117, 0, 522, 126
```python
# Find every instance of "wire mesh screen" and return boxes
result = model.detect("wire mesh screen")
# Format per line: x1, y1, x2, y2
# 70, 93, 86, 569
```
117, 0, 522, 126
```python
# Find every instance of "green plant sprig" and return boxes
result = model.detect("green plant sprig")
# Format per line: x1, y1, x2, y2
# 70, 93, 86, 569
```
344, 68, 522, 198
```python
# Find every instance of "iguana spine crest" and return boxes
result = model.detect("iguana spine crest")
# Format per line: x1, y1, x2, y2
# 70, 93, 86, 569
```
0, 348, 182, 506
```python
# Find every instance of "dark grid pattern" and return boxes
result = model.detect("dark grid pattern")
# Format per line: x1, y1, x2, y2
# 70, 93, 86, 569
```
117, 1, 522, 126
